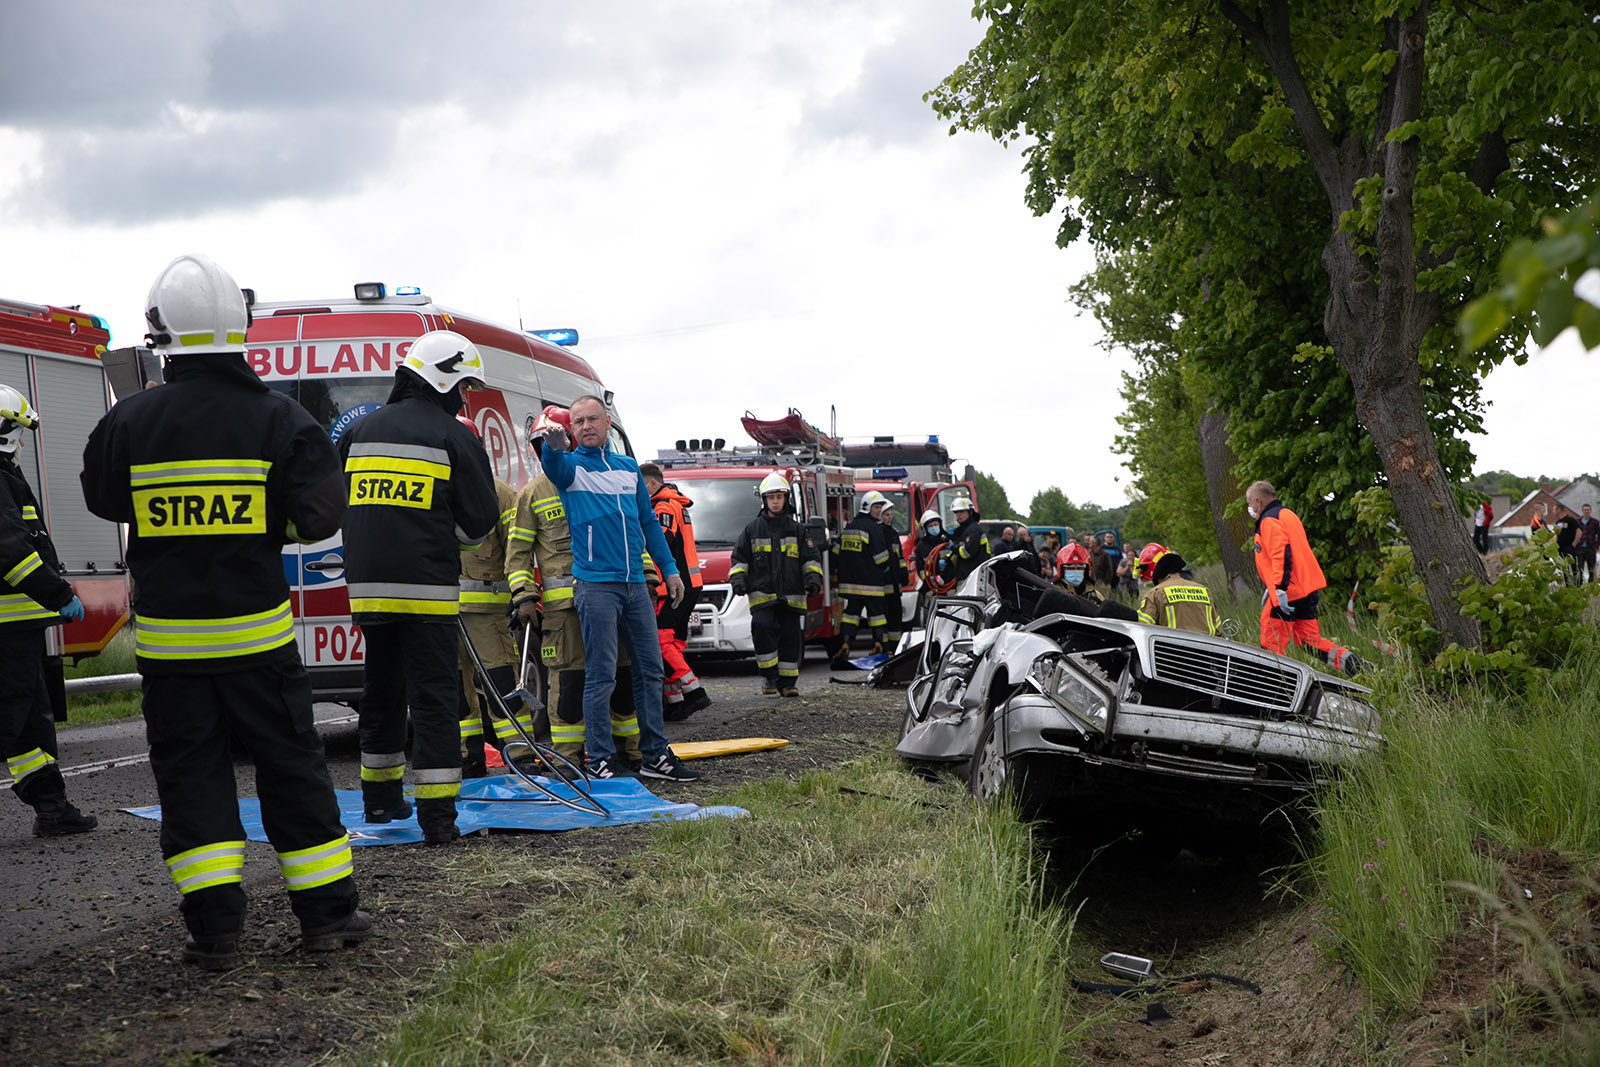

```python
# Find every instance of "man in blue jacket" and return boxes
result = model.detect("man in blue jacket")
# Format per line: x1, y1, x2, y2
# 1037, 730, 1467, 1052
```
536, 395, 700, 782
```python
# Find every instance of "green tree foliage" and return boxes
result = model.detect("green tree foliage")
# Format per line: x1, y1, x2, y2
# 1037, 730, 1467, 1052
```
969, 469, 1019, 521
1461, 194, 1600, 352
931, 0, 1600, 650
1025, 487, 1084, 530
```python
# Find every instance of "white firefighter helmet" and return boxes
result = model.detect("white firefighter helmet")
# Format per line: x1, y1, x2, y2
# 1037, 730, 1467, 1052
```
950, 495, 974, 513
858, 490, 890, 512
756, 472, 791, 497
400, 330, 486, 394
0, 385, 40, 455
919, 508, 941, 529
144, 254, 250, 354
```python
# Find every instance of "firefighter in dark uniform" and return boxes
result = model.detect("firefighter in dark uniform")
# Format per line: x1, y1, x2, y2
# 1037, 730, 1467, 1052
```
911, 508, 952, 621
640, 461, 711, 718
879, 500, 908, 652
730, 473, 822, 696
453, 421, 529, 777
81, 255, 365, 970
1, 385, 96, 837
339, 330, 499, 844
948, 495, 990, 582
508, 407, 642, 766
830, 490, 895, 669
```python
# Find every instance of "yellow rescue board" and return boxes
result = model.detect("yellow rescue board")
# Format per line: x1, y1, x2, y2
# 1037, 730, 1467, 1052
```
669, 738, 791, 761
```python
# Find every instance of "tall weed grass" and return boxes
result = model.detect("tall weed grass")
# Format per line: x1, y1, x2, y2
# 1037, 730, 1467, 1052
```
348, 757, 1081, 1066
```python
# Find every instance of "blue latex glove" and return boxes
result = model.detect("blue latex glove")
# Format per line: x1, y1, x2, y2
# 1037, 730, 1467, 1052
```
1274, 590, 1293, 617
59, 595, 85, 623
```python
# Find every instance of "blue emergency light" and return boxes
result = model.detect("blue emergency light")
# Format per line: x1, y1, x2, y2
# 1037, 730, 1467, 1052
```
872, 467, 909, 480
527, 328, 580, 346
394, 285, 422, 296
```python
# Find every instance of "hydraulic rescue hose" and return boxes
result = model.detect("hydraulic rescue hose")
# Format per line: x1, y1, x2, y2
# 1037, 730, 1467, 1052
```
456, 616, 610, 818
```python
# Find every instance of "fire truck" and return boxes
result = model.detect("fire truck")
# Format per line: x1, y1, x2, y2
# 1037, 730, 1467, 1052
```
841, 435, 976, 616
107, 283, 629, 702
0, 298, 131, 715
652, 411, 856, 656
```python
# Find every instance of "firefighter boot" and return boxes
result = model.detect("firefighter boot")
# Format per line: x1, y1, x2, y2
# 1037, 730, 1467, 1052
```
362, 780, 412, 824
416, 797, 460, 846
302, 909, 375, 953
13, 764, 98, 837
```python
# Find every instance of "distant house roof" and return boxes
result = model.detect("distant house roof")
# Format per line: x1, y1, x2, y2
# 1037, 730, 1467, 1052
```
1553, 478, 1600, 512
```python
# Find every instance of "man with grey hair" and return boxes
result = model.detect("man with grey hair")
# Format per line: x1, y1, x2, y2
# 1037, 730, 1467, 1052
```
535, 396, 700, 782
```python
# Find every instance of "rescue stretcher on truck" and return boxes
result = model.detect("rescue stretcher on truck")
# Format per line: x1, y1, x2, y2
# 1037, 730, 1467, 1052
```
0, 298, 132, 717
653, 410, 855, 656
106, 283, 629, 703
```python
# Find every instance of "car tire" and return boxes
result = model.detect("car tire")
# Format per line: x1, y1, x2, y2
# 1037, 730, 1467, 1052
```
966, 704, 1054, 815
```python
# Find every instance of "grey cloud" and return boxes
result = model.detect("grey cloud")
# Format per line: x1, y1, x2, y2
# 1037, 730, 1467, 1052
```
10, 107, 397, 223
798, 7, 980, 148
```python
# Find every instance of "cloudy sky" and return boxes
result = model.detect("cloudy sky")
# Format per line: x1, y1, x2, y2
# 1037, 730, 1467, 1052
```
1, 1, 1592, 516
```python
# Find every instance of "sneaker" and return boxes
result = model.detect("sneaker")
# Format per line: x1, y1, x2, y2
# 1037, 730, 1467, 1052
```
183, 936, 239, 972
639, 753, 701, 782
584, 753, 627, 779
302, 910, 374, 953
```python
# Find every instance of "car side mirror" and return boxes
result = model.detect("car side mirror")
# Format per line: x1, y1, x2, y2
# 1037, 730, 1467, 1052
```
1100, 952, 1157, 982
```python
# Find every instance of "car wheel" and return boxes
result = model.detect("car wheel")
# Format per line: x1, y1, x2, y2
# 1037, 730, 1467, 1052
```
967, 707, 1012, 804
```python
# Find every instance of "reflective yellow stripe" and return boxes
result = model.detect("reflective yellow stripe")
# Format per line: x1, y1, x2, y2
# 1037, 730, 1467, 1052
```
136, 601, 294, 660
508, 525, 536, 543
166, 841, 246, 894
7, 748, 53, 779
508, 568, 535, 586
343, 455, 451, 479
612, 715, 639, 737
550, 722, 585, 742
413, 781, 461, 799
0, 592, 59, 624
360, 764, 405, 782
459, 591, 512, 606
129, 459, 269, 485
349, 582, 458, 616
749, 592, 777, 607
276, 834, 353, 891
756, 653, 778, 669
459, 716, 485, 738
3, 552, 42, 584
350, 597, 458, 615
20, 505, 38, 520
177, 330, 246, 347
492, 713, 535, 740
541, 586, 574, 605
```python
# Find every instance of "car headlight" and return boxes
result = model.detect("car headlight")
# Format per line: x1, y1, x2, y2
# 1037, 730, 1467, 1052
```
1030, 655, 1109, 733
1317, 688, 1380, 733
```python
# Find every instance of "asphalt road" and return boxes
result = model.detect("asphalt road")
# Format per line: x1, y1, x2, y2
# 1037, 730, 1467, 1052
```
0, 654, 841, 975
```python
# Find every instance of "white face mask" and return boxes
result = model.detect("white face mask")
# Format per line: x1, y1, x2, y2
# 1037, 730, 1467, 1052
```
1247, 504, 1259, 519
926, 524, 941, 537
1062, 569, 1084, 586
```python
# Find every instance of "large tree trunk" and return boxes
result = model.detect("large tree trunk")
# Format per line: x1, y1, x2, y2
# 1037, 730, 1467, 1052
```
1195, 406, 1256, 601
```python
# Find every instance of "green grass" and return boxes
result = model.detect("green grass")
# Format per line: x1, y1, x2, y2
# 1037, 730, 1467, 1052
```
63, 628, 142, 724
344, 756, 1084, 1066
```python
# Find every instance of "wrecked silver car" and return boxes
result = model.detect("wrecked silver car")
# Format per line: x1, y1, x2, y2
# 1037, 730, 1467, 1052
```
897, 553, 1382, 825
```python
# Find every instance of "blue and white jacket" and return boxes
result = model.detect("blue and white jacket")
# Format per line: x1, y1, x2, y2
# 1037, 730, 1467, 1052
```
541, 443, 680, 585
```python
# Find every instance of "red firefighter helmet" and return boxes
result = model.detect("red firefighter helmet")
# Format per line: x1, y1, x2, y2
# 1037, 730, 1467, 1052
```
527, 404, 571, 445
1136, 542, 1168, 581
1056, 543, 1090, 572
455, 414, 481, 441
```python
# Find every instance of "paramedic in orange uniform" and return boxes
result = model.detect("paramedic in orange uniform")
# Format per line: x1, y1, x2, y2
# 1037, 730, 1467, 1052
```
1246, 480, 1365, 676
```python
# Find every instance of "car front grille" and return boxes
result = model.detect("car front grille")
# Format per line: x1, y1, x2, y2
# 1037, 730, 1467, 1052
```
1149, 639, 1300, 713
697, 587, 732, 614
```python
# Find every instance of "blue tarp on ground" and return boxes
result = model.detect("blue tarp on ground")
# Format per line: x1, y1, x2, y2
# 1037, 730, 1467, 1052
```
125, 775, 747, 846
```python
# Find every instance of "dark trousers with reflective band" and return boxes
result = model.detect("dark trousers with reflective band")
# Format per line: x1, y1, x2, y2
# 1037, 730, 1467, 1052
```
1, 628, 60, 789
751, 604, 802, 684
882, 588, 904, 648
142, 657, 357, 940
838, 594, 887, 646
359, 620, 462, 800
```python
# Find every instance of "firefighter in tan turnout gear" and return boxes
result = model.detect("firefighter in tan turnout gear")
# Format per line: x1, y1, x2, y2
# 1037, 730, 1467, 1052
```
508, 407, 642, 767
453, 415, 531, 777
82, 255, 367, 970
1, 384, 97, 838
338, 330, 500, 844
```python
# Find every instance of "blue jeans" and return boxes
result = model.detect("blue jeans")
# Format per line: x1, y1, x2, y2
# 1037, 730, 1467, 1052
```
573, 580, 668, 762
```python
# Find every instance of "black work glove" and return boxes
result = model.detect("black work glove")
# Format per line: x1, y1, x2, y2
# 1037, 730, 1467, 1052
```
805, 578, 821, 596
730, 576, 747, 597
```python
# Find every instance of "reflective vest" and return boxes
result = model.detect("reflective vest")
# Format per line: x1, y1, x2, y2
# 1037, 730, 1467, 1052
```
1251, 500, 1326, 601
650, 483, 703, 589
81, 355, 347, 672
1137, 575, 1219, 636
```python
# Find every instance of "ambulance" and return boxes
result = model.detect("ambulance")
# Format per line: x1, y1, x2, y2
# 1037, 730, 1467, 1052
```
0, 298, 131, 714
235, 284, 626, 701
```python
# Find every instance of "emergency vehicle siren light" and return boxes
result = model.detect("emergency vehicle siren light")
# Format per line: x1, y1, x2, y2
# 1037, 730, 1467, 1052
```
394, 285, 422, 296
873, 467, 909, 480
527, 328, 580, 346
354, 282, 386, 301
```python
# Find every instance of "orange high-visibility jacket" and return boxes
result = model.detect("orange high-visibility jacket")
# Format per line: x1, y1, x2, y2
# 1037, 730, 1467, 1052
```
1252, 500, 1325, 601
650, 483, 703, 590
